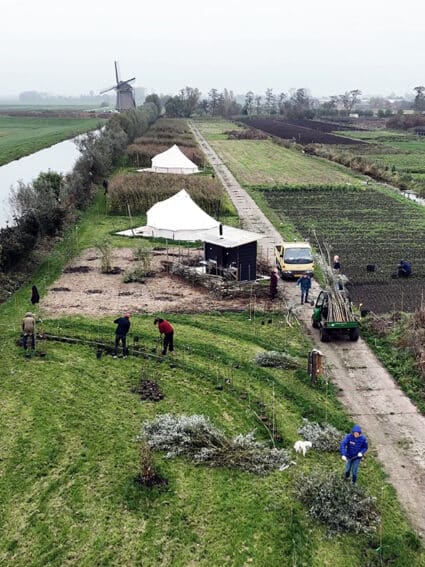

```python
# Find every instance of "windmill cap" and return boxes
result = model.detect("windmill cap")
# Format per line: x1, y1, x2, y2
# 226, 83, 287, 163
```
352, 424, 362, 433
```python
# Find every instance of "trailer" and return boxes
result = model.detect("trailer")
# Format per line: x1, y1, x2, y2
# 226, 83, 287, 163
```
312, 290, 360, 342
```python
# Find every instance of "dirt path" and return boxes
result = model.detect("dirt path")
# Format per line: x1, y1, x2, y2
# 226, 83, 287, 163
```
191, 122, 425, 539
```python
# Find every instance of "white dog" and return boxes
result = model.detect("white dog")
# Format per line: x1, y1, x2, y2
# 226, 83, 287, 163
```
293, 440, 313, 456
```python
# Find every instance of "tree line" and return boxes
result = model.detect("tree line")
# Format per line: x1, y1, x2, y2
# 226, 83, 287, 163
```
157, 86, 425, 119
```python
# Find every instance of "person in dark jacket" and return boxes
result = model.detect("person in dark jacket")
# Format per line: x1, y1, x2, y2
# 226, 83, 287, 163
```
31, 285, 40, 305
113, 313, 130, 358
102, 179, 109, 195
154, 318, 174, 355
297, 274, 312, 304
398, 259, 412, 278
340, 424, 368, 484
269, 269, 278, 300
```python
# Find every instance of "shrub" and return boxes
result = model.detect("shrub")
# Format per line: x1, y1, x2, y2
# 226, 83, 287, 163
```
255, 350, 301, 369
95, 237, 113, 273
140, 414, 293, 475
296, 471, 380, 535
298, 419, 341, 452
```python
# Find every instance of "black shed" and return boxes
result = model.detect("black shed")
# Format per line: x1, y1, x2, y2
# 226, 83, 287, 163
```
203, 226, 261, 281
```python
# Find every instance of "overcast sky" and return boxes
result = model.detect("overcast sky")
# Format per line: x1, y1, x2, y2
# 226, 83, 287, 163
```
1, 0, 423, 98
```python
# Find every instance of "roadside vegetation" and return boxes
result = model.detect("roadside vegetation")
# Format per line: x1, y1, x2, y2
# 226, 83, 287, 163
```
0, 115, 103, 166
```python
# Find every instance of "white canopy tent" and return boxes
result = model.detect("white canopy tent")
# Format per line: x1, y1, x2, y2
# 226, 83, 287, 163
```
145, 144, 199, 174
116, 189, 220, 240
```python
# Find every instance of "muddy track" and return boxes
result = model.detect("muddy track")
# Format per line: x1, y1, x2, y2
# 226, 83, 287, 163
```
190, 122, 425, 539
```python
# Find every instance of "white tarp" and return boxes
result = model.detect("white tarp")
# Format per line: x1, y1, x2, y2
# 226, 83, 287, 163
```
150, 144, 199, 174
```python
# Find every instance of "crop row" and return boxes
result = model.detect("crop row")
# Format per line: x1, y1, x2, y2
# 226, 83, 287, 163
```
260, 186, 425, 313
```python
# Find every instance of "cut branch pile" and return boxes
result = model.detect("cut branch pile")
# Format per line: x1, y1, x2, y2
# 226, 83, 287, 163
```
140, 414, 293, 475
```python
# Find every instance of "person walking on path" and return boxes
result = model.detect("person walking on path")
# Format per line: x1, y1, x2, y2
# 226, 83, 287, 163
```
113, 313, 131, 358
297, 274, 312, 304
340, 424, 368, 484
22, 312, 36, 352
155, 318, 174, 356
269, 269, 278, 300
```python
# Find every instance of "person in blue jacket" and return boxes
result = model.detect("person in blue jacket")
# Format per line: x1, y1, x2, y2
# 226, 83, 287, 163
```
398, 259, 412, 278
297, 274, 312, 304
340, 424, 368, 484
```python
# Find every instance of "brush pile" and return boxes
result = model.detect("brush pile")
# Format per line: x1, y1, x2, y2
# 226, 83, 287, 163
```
140, 414, 293, 475
296, 471, 380, 535
298, 419, 342, 452
255, 350, 301, 369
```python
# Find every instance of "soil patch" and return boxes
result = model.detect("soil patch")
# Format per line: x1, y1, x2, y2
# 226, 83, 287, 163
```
131, 379, 164, 402
41, 247, 259, 316
133, 474, 168, 488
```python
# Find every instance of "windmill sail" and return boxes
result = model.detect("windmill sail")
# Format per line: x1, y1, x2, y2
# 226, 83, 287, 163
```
99, 61, 136, 111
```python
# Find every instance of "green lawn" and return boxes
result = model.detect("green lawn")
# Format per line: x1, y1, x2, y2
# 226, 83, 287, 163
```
207, 139, 359, 185
193, 118, 243, 140
0, 194, 423, 565
0, 116, 104, 166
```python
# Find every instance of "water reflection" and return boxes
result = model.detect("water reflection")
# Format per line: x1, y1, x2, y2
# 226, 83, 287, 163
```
0, 138, 81, 228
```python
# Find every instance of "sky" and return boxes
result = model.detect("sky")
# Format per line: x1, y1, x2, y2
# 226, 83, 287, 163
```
1, 0, 424, 98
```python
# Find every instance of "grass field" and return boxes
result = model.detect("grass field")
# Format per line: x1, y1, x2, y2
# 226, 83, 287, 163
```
195, 119, 360, 185
0, 116, 103, 166
0, 193, 424, 565
207, 138, 359, 185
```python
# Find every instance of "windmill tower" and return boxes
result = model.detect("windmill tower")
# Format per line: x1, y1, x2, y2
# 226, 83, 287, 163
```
100, 62, 136, 111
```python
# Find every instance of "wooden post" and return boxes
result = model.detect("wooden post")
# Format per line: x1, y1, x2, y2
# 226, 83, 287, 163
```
308, 349, 324, 384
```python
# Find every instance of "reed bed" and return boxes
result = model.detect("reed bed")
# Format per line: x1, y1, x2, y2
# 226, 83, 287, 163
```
127, 143, 205, 168
108, 172, 232, 216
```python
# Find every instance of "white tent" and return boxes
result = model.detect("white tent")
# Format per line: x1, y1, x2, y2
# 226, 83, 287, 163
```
150, 144, 199, 174
116, 189, 219, 240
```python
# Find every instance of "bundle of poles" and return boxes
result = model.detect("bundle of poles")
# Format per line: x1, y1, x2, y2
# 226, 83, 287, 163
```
313, 236, 356, 323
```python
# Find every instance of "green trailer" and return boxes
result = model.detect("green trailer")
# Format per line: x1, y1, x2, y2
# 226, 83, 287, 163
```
312, 290, 360, 342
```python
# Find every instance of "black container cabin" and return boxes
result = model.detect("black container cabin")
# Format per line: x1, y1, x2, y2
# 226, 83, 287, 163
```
203, 226, 258, 281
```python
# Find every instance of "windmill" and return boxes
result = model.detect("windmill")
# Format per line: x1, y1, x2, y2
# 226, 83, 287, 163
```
100, 61, 136, 111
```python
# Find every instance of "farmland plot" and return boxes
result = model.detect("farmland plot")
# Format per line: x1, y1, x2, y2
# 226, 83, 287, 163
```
206, 139, 358, 185
260, 185, 425, 313
239, 118, 365, 145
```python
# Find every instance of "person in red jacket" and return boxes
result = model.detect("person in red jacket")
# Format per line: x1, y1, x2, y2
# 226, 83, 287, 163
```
154, 317, 174, 355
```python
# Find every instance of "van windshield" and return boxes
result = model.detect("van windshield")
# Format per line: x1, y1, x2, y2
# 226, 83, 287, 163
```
284, 248, 313, 264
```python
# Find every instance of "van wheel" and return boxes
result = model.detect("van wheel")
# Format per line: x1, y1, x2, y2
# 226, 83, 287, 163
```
349, 328, 360, 341
320, 327, 331, 342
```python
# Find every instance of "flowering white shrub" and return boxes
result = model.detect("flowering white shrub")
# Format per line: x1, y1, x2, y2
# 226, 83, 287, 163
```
298, 419, 342, 452
297, 471, 380, 535
255, 351, 300, 369
140, 414, 293, 475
